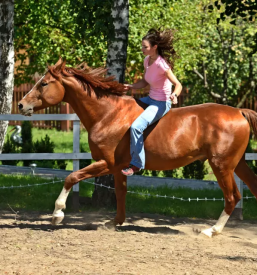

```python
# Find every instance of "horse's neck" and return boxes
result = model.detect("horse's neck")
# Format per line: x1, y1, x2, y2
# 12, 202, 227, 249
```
65, 87, 123, 132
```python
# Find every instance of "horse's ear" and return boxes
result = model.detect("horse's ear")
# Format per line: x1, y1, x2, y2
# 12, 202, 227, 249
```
54, 57, 66, 72
55, 57, 63, 66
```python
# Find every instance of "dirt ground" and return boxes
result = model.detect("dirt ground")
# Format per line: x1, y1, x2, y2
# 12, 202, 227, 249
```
0, 210, 256, 275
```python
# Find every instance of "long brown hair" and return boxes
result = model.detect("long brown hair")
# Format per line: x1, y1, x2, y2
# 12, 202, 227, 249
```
142, 28, 178, 70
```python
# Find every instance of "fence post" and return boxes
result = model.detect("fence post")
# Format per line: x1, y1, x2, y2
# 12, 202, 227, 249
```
72, 120, 80, 210
231, 173, 243, 220
61, 103, 70, 132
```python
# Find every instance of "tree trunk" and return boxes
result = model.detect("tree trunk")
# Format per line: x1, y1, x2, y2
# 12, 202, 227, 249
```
92, 175, 116, 208
0, 0, 14, 153
106, 0, 129, 83
92, 0, 129, 207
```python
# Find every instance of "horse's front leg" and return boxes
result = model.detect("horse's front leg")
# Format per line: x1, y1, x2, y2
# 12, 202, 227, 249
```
115, 173, 127, 225
52, 160, 110, 225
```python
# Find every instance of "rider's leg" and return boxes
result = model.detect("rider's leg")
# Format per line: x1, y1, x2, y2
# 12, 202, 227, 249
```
129, 98, 171, 169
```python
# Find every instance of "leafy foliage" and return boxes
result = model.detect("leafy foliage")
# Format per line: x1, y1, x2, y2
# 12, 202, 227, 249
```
33, 134, 67, 169
1, 135, 20, 166
19, 122, 66, 169
33, 134, 54, 169
33, 134, 54, 153
182, 160, 208, 180
126, 0, 177, 83
169, 0, 257, 106
209, 0, 257, 70
21, 121, 33, 166
15, 0, 257, 108
14, 0, 112, 85
211, 0, 257, 23
162, 169, 180, 178
245, 141, 257, 174
79, 143, 92, 169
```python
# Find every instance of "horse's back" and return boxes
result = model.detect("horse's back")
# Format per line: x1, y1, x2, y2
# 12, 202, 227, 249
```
162, 103, 248, 128
142, 102, 250, 169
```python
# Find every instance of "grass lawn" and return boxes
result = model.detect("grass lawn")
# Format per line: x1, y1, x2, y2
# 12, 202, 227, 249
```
0, 174, 256, 220
4, 126, 90, 171
0, 174, 94, 212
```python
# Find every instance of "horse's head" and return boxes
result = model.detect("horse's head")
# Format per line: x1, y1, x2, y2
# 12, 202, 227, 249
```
18, 58, 66, 116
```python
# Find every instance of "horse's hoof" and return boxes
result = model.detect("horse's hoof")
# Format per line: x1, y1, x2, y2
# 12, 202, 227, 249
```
104, 220, 117, 230
201, 227, 217, 238
52, 212, 64, 225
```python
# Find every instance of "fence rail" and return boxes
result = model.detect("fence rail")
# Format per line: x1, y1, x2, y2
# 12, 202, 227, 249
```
0, 114, 92, 209
0, 153, 91, 161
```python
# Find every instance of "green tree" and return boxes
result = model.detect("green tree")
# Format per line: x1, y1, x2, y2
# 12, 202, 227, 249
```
127, 0, 177, 83
169, 0, 257, 107
14, 0, 110, 85
212, 0, 257, 24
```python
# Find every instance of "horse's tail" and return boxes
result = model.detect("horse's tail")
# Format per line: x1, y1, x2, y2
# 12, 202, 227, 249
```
240, 109, 257, 138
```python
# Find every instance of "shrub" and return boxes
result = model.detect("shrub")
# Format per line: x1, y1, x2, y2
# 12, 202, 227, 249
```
79, 144, 92, 169
21, 121, 33, 166
162, 169, 180, 178
33, 134, 54, 153
1, 135, 20, 166
33, 134, 54, 168
246, 141, 257, 174
182, 160, 208, 180
34, 134, 67, 169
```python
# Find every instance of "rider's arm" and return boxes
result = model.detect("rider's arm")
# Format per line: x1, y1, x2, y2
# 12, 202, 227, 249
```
124, 73, 148, 90
165, 69, 182, 97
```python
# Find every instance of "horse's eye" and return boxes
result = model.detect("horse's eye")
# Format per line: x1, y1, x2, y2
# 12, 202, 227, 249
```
41, 82, 48, 87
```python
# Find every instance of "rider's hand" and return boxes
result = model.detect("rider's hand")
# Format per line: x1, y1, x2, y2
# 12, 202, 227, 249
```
170, 93, 178, 104
124, 84, 133, 91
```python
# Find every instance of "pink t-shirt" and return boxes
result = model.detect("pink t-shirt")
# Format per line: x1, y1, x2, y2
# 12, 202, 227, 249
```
144, 55, 172, 101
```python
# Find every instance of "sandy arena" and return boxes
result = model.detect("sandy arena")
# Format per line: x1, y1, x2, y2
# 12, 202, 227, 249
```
0, 210, 256, 275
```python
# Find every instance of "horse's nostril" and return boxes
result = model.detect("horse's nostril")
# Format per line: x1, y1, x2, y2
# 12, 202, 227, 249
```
18, 103, 23, 110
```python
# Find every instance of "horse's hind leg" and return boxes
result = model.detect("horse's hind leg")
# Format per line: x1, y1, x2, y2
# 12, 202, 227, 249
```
202, 163, 241, 237
52, 160, 110, 225
235, 157, 257, 199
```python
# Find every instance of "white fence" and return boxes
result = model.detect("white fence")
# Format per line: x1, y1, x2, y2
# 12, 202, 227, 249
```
0, 114, 92, 208
0, 114, 256, 217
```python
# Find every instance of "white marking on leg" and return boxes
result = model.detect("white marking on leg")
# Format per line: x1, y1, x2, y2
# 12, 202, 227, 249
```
53, 187, 70, 217
202, 210, 230, 237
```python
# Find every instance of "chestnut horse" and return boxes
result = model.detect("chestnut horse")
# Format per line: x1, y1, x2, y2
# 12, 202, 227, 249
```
18, 58, 257, 237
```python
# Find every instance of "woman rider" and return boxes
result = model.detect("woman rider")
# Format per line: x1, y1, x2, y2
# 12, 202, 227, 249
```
122, 28, 182, 176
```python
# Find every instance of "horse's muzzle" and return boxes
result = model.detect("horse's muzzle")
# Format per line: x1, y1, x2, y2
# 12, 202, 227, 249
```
18, 103, 23, 110
18, 102, 33, 116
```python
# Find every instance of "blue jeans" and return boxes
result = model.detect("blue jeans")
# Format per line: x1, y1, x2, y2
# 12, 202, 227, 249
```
130, 96, 171, 169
